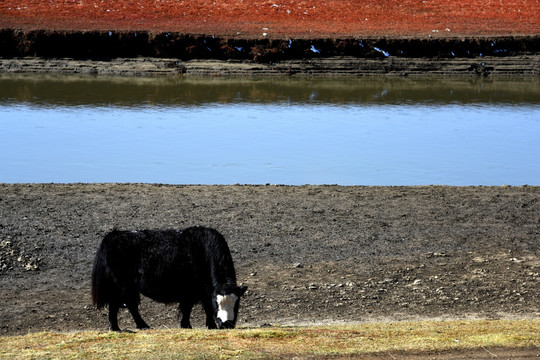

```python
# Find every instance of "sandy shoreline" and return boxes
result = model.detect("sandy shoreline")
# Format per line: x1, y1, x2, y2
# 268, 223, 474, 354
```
1, 184, 539, 335
2, 55, 539, 77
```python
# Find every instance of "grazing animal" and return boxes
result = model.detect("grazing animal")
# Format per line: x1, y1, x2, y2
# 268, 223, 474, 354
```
91, 226, 247, 331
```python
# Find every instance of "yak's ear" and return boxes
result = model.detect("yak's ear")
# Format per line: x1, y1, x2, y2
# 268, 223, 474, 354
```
236, 285, 248, 297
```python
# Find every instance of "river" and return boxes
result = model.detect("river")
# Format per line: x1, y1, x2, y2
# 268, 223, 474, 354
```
1, 75, 538, 185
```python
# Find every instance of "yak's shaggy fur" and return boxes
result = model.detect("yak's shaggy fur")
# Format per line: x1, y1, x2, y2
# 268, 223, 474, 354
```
91, 226, 247, 331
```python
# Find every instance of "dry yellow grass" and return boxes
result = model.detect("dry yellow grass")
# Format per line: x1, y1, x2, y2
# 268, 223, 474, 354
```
1, 319, 538, 359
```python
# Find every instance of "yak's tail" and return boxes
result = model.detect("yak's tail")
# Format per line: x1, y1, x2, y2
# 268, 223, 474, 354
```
91, 243, 110, 309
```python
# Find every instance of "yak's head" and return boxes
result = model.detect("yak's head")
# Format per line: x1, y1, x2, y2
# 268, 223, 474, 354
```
213, 284, 248, 329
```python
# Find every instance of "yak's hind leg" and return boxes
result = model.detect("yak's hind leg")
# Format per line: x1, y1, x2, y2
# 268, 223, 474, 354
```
108, 287, 148, 331
179, 301, 194, 329
127, 302, 150, 330
108, 302, 121, 332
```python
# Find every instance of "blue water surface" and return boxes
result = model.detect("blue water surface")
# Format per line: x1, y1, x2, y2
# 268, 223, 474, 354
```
1, 77, 539, 185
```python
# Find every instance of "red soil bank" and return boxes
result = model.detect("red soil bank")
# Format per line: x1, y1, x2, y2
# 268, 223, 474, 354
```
1, 0, 539, 38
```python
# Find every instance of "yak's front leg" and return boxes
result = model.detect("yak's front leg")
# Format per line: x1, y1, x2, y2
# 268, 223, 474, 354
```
179, 301, 194, 329
202, 298, 217, 329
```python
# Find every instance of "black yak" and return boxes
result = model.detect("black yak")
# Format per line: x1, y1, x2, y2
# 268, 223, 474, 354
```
91, 226, 247, 331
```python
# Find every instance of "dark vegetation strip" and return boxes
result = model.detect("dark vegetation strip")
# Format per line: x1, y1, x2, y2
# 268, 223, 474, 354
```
0, 29, 538, 61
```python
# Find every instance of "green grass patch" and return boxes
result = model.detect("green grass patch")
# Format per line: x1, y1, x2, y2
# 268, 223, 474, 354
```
1, 319, 538, 359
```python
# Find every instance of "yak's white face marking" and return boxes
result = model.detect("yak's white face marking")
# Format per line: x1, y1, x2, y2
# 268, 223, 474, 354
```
216, 294, 238, 322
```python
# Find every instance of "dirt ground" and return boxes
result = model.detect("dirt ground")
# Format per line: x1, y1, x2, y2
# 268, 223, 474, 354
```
1, 184, 539, 337
1, 0, 538, 37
